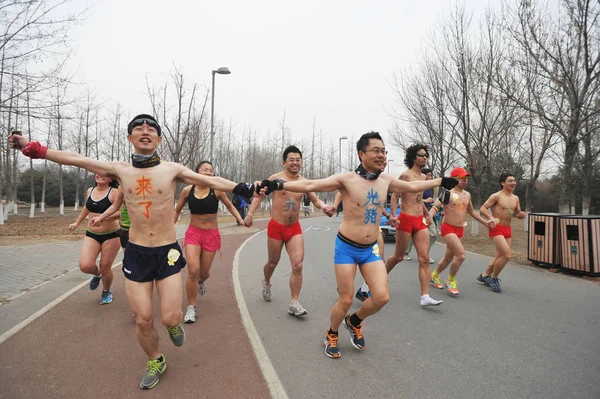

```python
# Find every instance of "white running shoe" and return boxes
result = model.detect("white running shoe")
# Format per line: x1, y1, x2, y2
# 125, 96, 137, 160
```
183, 305, 196, 323
262, 279, 272, 302
288, 300, 307, 316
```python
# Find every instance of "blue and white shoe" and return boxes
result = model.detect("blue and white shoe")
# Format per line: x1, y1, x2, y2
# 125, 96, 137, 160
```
100, 289, 113, 304
489, 277, 502, 293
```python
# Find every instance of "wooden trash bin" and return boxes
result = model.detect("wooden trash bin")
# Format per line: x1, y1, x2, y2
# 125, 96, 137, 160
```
559, 215, 600, 277
528, 213, 563, 268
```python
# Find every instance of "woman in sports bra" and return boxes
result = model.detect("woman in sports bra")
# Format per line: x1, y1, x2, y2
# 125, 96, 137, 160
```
68, 174, 121, 305
174, 161, 247, 323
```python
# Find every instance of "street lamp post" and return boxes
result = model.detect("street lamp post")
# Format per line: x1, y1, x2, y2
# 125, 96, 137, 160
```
387, 159, 394, 174
338, 136, 348, 173
210, 67, 231, 164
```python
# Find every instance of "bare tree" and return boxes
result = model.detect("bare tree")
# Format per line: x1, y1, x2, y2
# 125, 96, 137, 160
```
504, 0, 600, 212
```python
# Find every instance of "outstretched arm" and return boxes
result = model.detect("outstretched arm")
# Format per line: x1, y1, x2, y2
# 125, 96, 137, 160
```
10, 134, 119, 178
176, 165, 260, 198
270, 174, 342, 194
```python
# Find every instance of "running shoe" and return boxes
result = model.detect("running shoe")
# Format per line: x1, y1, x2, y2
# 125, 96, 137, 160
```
89, 274, 102, 291
355, 288, 371, 302
403, 254, 412, 261
262, 278, 272, 302
323, 331, 341, 358
430, 274, 443, 289
166, 323, 185, 346
183, 305, 196, 323
429, 258, 435, 264
139, 355, 167, 390
489, 277, 502, 293
288, 300, 307, 316
100, 289, 113, 304
198, 280, 207, 296
445, 280, 459, 296
343, 315, 365, 350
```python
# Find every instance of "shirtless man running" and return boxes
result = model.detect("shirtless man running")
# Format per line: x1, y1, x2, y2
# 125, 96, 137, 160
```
259, 132, 458, 358
428, 167, 495, 296
477, 173, 526, 292
385, 144, 443, 307
9, 114, 260, 389
245, 145, 335, 316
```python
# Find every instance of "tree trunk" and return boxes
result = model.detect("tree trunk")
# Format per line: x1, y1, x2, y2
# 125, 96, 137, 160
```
59, 164, 64, 215
559, 137, 578, 213
41, 159, 47, 213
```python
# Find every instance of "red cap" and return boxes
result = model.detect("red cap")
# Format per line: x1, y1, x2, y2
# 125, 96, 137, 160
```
450, 167, 471, 179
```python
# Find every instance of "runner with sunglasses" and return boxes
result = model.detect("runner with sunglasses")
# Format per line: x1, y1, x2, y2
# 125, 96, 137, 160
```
385, 144, 444, 307
258, 132, 459, 359
9, 114, 262, 390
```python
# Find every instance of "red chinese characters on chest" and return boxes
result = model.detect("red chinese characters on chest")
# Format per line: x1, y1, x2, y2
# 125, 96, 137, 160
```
135, 176, 153, 218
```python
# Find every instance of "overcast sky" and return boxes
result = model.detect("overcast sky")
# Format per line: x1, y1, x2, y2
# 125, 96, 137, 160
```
65, 0, 490, 175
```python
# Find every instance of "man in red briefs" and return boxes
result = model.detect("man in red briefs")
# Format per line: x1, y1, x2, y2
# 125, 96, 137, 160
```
385, 144, 444, 307
245, 145, 335, 316
477, 173, 526, 292
428, 167, 495, 296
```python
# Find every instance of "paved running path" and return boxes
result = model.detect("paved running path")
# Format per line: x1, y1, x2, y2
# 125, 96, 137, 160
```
2, 215, 599, 398
239, 216, 600, 399
0, 222, 271, 399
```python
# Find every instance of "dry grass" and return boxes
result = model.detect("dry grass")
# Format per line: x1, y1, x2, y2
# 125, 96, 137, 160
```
0, 207, 530, 267
0, 206, 274, 246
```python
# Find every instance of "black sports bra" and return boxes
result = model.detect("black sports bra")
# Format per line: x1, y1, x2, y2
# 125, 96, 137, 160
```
188, 186, 219, 215
86, 187, 113, 214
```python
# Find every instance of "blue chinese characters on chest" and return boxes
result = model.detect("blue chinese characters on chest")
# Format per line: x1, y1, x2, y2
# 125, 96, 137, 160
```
363, 188, 381, 224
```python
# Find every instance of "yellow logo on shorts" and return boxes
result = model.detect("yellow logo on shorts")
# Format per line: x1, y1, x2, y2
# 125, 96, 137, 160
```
167, 248, 180, 266
372, 243, 380, 257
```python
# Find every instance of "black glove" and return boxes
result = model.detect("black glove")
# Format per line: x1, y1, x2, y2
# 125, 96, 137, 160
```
260, 179, 284, 195
439, 189, 451, 204
441, 177, 459, 190
232, 183, 255, 199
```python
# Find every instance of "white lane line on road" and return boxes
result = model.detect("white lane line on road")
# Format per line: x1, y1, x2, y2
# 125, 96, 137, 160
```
0, 234, 189, 345
5, 265, 82, 303
232, 229, 289, 399
0, 261, 122, 345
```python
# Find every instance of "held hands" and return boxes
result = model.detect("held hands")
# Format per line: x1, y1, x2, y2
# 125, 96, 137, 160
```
259, 179, 284, 195
322, 204, 336, 217
244, 214, 253, 227
388, 216, 399, 228
486, 219, 496, 229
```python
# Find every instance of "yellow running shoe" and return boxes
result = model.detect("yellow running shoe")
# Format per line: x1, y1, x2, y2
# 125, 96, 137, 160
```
430, 273, 443, 289
445, 280, 459, 296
